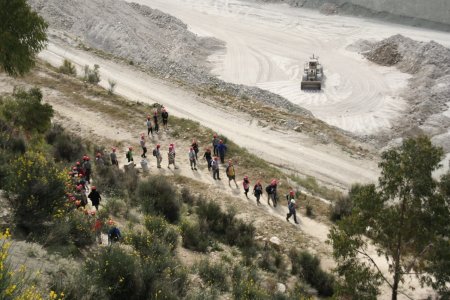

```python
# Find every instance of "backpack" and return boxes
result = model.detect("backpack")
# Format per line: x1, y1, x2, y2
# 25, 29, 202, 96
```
153, 149, 157, 157
265, 185, 272, 194
126, 151, 131, 159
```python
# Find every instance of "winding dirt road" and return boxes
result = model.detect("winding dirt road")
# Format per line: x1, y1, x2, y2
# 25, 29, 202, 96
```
130, 0, 450, 134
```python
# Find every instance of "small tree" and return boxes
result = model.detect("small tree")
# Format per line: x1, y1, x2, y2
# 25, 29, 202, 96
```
329, 136, 450, 299
84, 64, 100, 84
0, 0, 48, 76
5, 151, 70, 231
108, 79, 117, 95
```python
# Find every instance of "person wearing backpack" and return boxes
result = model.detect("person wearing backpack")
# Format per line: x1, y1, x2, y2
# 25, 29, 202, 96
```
108, 224, 121, 245
211, 156, 221, 180
286, 199, 299, 224
161, 107, 169, 130
189, 147, 197, 170
253, 180, 263, 205
153, 144, 162, 168
226, 160, 238, 187
269, 179, 278, 207
203, 148, 212, 171
146, 116, 153, 137
265, 184, 273, 206
126, 147, 134, 163
286, 188, 295, 205
243, 176, 250, 199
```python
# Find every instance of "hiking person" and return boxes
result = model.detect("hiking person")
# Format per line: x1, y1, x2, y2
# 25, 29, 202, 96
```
217, 140, 227, 164
95, 152, 104, 166
153, 144, 162, 168
203, 148, 212, 171
168, 145, 177, 169
88, 186, 102, 211
83, 156, 92, 184
286, 188, 295, 205
189, 147, 197, 170
75, 185, 88, 207
161, 107, 169, 130
191, 139, 199, 160
76, 161, 83, 175
212, 134, 219, 156
146, 116, 153, 137
269, 179, 278, 207
140, 134, 147, 158
153, 111, 159, 133
110, 147, 118, 166
126, 146, 134, 163
78, 173, 87, 191
108, 224, 121, 245
93, 217, 103, 244
226, 160, 238, 187
286, 199, 299, 224
211, 156, 221, 180
253, 180, 263, 205
71, 166, 78, 178
243, 176, 250, 199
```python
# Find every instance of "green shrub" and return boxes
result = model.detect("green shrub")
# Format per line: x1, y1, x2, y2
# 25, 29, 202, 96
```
197, 260, 229, 291
136, 176, 180, 223
329, 184, 361, 222
104, 197, 127, 218
46, 124, 86, 162
58, 59, 77, 76
289, 249, 334, 297
232, 265, 268, 299
86, 246, 143, 300
84, 64, 100, 84
95, 165, 139, 197
180, 219, 209, 252
5, 151, 69, 231
144, 215, 178, 250
181, 186, 196, 205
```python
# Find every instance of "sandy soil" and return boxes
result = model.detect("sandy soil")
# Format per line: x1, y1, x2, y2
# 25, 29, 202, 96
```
131, 0, 450, 135
39, 41, 378, 189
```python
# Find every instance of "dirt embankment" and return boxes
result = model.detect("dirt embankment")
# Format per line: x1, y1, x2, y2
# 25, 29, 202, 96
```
360, 35, 450, 150
28, 0, 311, 116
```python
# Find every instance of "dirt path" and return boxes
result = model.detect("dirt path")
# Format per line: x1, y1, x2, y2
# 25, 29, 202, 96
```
39, 40, 379, 190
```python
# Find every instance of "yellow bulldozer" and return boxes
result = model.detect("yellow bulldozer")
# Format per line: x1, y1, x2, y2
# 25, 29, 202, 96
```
301, 55, 323, 90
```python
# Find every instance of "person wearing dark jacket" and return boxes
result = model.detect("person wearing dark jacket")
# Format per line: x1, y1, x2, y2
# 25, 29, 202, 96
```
253, 180, 263, 205
203, 148, 212, 171
88, 186, 102, 210
217, 140, 227, 163
161, 108, 169, 130
153, 111, 159, 133
286, 199, 299, 224
191, 139, 199, 160
108, 225, 121, 245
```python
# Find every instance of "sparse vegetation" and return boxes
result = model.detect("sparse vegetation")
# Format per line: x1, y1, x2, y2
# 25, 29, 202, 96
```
108, 79, 117, 95
83, 64, 101, 84
197, 259, 229, 291
58, 59, 77, 76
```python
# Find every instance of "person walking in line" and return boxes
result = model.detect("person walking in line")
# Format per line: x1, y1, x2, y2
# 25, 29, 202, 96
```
88, 186, 102, 211
153, 144, 162, 168
140, 134, 147, 158
226, 160, 238, 187
146, 116, 153, 137
217, 140, 227, 164
161, 107, 169, 130
83, 156, 92, 184
191, 139, 199, 160
126, 146, 134, 163
108, 224, 121, 246
95, 152, 104, 166
212, 134, 219, 156
286, 187, 295, 205
168, 145, 177, 169
93, 217, 103, 244
211, 156, 221, 180
253, 180, 263, 205
270, 179, 279, 207
203, 148, 212, 171
110, 147, 119, 166
153, 110, 159, 133
189, 147, 197, 170
243, 176, 250, 199
286, 199, 299, 224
